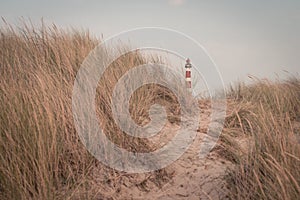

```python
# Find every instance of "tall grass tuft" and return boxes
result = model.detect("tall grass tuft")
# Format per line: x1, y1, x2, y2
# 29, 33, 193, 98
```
0, 21, 100, 199
225, 77, 300, 200
0, 22, 176, 199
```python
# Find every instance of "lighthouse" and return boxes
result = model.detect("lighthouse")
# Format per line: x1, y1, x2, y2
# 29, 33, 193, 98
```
185, 58, 192, 90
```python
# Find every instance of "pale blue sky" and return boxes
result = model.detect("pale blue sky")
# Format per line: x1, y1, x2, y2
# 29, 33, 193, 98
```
1, 0, 299, 85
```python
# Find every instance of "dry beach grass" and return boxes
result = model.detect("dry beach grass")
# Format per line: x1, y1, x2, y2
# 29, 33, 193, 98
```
0, 22, 299, 199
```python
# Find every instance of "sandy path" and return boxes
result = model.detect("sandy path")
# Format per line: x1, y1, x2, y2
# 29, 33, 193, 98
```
112, 106, 234, 200
116, 135, 233, 200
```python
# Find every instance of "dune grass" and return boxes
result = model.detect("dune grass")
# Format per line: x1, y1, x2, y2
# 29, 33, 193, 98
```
1, 22, 299, 199
225, 78, 300, 199
0, 22, 100, 199
0, 22, 179, 199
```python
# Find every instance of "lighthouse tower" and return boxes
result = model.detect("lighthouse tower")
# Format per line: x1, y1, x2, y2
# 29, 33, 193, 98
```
185, 58, 192, 90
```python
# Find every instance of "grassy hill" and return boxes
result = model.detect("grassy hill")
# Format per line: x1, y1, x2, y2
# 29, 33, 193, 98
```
0, 23, 299, 199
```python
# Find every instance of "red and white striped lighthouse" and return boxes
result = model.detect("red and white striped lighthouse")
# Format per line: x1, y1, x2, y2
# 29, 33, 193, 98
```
185, 58, 192, 89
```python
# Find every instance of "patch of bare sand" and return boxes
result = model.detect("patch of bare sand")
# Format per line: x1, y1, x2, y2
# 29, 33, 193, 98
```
90, 101, 247, 199
113, 129, 233, 200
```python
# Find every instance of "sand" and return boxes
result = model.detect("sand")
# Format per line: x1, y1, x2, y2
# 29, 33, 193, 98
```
90, 102, 243, 200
